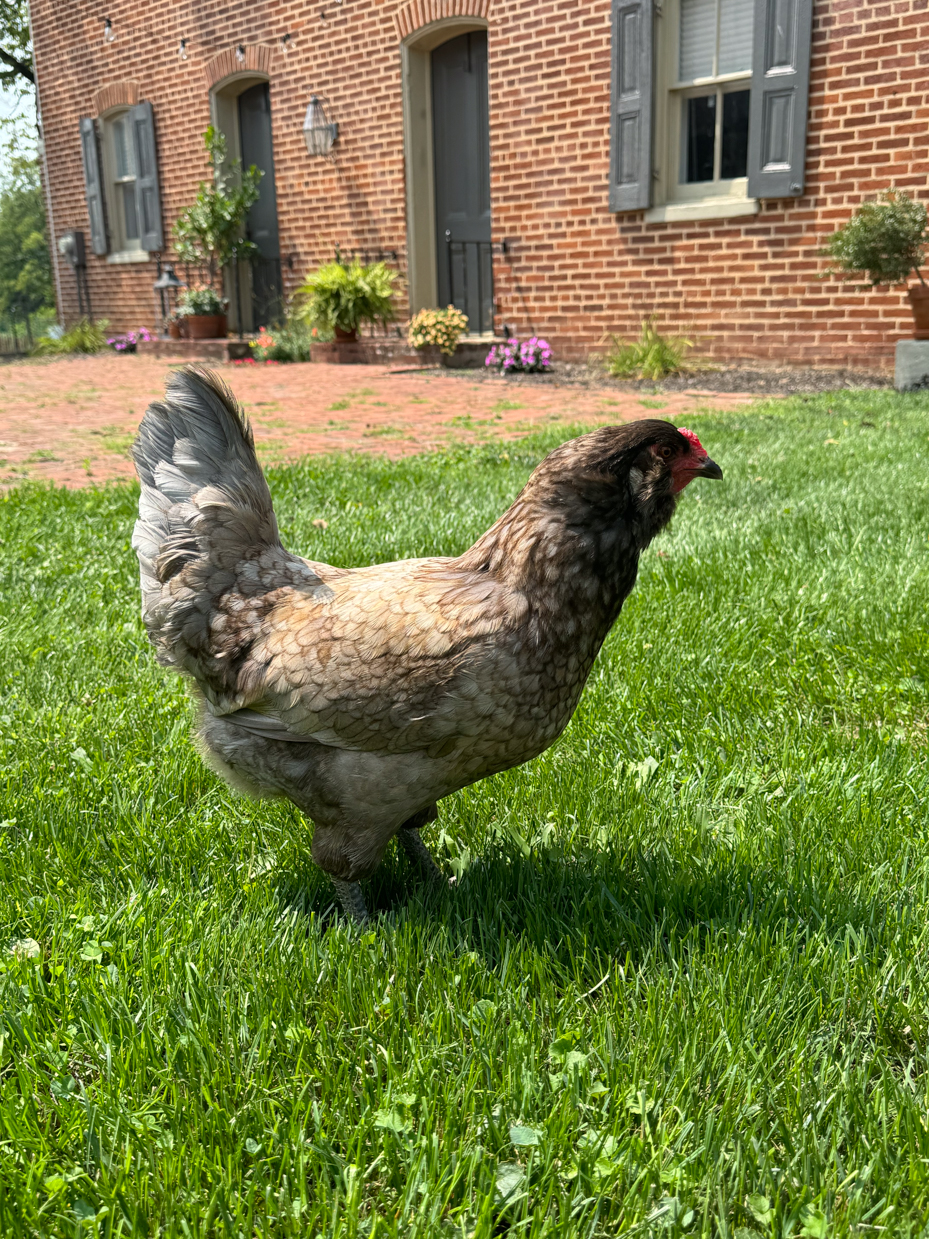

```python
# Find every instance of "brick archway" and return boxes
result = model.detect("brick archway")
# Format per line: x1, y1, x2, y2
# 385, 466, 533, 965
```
394, 0, 491, 41
92, 81, 140, 115
203, 44, 273, 90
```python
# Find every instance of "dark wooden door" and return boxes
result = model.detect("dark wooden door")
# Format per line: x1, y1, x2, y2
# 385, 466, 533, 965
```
238, 83, 283, 326
432, 31, 493, 333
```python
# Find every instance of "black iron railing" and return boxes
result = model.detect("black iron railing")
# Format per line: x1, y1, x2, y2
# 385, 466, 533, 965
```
444, 232, 494, 335
250, 257, 285, 328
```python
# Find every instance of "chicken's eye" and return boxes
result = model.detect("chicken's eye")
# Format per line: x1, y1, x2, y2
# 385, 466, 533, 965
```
656, 445, 673, 461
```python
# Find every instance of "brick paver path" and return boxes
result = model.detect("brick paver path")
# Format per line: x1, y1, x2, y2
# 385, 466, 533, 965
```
0, 354, 757, 489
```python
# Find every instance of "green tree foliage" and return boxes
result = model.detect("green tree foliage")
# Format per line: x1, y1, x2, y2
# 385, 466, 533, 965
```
0, 0, 33, 87
823, 190, 928, 287
173, 127, 262, 290
0, 157, 53, 321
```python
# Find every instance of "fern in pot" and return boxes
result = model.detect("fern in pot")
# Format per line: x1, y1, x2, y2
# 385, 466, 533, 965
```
822, 190, 929, 338
297, 259, 398, 342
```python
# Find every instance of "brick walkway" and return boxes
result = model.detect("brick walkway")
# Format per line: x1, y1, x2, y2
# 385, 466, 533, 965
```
0, 354, 758, 489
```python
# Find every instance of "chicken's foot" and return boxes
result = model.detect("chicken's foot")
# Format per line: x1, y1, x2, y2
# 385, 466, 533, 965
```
331, 877, 369, 924
399, 824, 445, 887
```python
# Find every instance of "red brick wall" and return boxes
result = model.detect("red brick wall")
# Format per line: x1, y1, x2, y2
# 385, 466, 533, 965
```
32, 0, 929, 368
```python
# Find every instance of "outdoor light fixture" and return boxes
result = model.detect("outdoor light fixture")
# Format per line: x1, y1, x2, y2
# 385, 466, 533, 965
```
102, 17, 115, 43
178, 38, 188, 60
303, 95, 338, 157
280, 33, 293, 53
235, 44, 246, 63
153, 264, 185, 335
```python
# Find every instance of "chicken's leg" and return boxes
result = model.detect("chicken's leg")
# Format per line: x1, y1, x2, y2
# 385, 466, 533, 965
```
331, 877, 369, 925
399, 805, 444, 886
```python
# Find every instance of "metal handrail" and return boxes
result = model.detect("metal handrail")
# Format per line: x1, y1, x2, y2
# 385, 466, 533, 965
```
444, 231, 494, 334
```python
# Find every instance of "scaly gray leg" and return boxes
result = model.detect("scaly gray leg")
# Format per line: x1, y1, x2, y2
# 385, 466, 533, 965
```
399, 806, 444, 887
331, 877, 369, 924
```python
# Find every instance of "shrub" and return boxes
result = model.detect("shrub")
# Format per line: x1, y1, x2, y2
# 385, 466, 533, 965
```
251, 322, 313, 363
296, 259, 399, 336
178, 286, 226, 316
603, 318, 694, 380
173, 128, 262, 290
822, 190, 928, 287
31, 319, 109, 356
408, 305, 468, 355
484, 335, 553, 374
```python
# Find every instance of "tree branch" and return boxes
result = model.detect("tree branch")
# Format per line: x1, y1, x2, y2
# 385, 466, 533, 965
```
0, 47, 33, 84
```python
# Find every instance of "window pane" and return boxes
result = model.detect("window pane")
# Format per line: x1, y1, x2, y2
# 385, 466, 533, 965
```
718, 0, 753, 74
113, 117, 130, 179
720, 89, 750, 178
122, 182, 139, 241
684, 94, 716, 182
679, 0, 716, 81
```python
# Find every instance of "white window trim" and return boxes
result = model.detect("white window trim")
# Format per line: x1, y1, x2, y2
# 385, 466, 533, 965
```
98, 107, 149, 260
651, 0, 757, 218
106, 249, 150, 264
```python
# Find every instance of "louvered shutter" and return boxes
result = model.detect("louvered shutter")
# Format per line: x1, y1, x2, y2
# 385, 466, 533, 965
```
79, 118, 108, 256
609, 0, 654, 212
747, 0, 813, 198
130, 101, 164, 251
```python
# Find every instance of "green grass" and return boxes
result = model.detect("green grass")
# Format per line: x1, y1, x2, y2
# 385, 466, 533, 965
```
1, 391, 929, 1236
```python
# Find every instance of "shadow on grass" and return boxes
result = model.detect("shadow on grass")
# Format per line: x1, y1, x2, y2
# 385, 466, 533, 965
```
269, 836, 892, 976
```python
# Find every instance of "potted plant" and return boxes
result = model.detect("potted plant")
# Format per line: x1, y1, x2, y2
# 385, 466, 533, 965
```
172, 126, 262, 320
177, 286, 228, 340
408, 305, 469, 362
822, 190, 929, 338
297, 258, 398, 344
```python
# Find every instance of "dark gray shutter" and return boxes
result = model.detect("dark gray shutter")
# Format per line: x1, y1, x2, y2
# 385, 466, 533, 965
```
747, 0, 813, 198
79, 118, 108, 256
609, 0, 653, 212
130, 101, 164, 251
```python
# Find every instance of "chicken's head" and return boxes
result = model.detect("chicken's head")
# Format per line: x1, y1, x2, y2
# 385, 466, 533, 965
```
520, 419, 723, 555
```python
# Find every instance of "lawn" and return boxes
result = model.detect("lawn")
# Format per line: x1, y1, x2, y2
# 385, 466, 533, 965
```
1, 391, 928, 1237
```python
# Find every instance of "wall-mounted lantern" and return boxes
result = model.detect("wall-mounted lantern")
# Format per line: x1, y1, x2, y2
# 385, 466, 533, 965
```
303, 96, 338, 157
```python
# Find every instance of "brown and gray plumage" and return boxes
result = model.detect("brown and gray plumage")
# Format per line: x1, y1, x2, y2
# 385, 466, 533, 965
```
132, 367, 722, 922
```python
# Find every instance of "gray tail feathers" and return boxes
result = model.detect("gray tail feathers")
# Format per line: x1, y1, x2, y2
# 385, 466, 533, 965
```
131, 366, 281, 668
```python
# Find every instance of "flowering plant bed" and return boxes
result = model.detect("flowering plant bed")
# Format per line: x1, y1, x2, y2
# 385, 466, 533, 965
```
107, 328, 155, 354
485, 336, 553, 374
408, 306, 469, 355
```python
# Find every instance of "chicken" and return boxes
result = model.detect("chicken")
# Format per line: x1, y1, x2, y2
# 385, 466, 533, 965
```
132, 368, 722, 921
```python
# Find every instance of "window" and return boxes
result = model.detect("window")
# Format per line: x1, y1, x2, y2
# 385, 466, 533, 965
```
103, 111, 143, 255
79, 102, 163, 258
608, 0, 814, 220
669, 0, 753, 205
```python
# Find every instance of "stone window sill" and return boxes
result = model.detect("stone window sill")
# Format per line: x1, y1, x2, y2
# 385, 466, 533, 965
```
644, 198, 760, 224
106, 249, 150, 265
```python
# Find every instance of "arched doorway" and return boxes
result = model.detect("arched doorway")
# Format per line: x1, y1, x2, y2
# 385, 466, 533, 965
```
211, 74, 283, 332
402, 19, 494, 334
431, 32, 492, 333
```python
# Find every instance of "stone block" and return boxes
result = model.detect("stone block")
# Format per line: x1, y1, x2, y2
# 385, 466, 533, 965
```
894, 340, 929, 390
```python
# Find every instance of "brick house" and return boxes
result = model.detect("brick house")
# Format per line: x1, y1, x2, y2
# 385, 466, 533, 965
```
30, 0, 929, 368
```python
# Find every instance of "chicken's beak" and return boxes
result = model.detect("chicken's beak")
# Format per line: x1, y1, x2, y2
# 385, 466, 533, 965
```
695, 456, 723, 480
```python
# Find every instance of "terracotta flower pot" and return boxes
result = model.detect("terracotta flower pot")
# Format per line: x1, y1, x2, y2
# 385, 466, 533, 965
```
185, 313, 227, 340
907, 285, 929, 340
334, 324, 358, 342
167, 320, 182, 340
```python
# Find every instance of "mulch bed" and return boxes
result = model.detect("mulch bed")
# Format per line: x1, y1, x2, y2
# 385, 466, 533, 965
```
439, 361, 893, 395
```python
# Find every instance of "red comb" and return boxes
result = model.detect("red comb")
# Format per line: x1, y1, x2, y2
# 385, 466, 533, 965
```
677, 427, 707, 455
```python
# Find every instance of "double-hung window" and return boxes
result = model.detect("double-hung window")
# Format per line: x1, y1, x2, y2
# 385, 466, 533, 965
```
674, 0, 753, 198
79, 102, 164, 259
609, 0, 814, 221
105, 111, 142, 255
